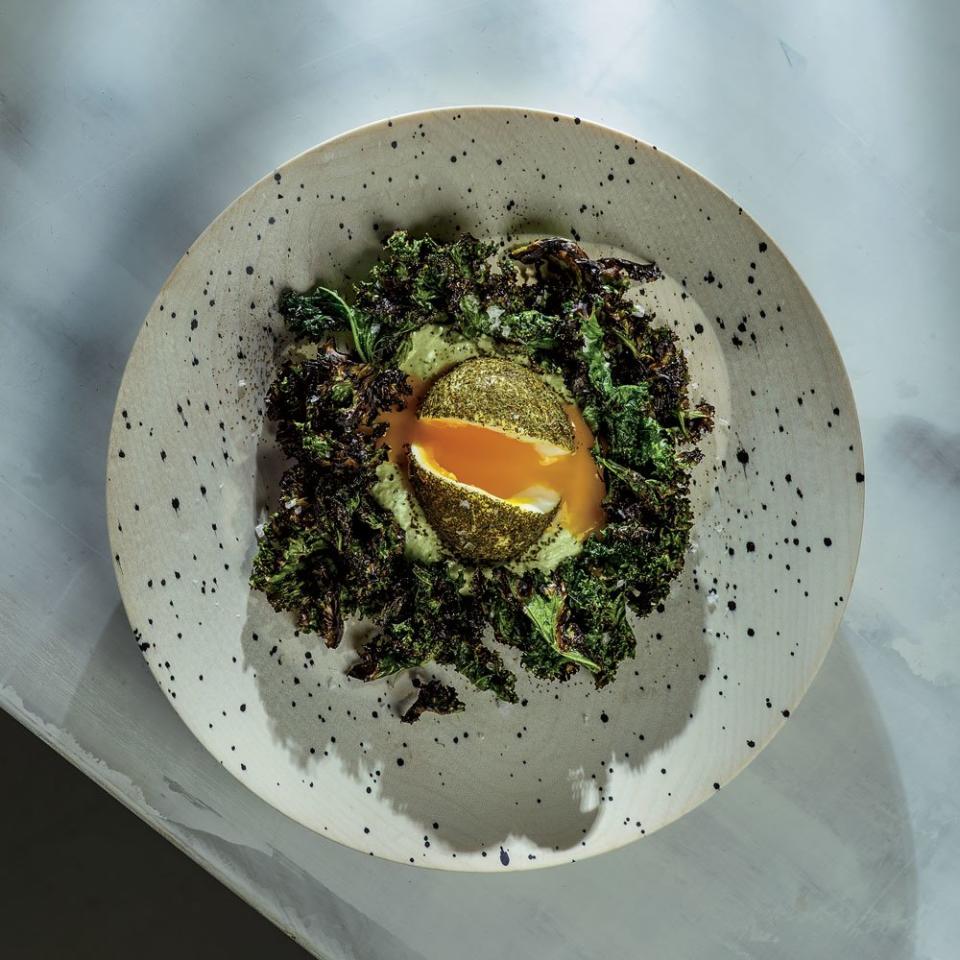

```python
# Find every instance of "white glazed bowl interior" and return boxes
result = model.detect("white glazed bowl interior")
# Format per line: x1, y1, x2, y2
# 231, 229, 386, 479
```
107, 107, 863, 871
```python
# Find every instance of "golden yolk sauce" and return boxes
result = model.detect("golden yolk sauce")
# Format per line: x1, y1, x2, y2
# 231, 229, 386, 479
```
378, 379, 606, 539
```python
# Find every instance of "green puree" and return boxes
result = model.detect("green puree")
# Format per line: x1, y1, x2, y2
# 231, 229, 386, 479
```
250, 232, 714, 722
395, 322, 487, 380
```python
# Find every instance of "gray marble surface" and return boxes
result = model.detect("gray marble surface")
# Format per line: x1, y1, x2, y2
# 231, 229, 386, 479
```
1, 1, 957, 957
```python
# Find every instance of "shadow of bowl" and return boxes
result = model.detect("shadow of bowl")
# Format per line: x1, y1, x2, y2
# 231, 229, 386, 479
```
105, 107, 863, 870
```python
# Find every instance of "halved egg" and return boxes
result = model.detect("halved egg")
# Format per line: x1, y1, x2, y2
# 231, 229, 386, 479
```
381, 357, 606, 562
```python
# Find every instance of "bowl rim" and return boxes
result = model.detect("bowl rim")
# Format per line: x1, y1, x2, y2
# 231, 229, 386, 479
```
106, 104, 865, 871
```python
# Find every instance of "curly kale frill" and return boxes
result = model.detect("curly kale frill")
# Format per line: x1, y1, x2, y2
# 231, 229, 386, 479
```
250, 346, 411, 645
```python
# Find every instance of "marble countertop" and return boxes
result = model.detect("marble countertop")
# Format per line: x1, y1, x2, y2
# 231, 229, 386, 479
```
1, 1, 957, 957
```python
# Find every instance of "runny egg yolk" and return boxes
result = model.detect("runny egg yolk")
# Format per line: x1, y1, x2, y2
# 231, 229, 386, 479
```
379, 379, 606, 539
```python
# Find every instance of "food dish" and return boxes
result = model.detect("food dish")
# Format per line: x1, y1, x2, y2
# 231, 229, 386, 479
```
251, 233, 713, 719
106, 107, 863, 870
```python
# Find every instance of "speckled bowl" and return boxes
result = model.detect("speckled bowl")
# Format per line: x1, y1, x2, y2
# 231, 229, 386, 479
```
106, 107, 863, 871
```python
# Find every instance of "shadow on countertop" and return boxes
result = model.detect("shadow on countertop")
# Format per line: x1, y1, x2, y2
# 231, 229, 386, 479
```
0, 708, 309, 960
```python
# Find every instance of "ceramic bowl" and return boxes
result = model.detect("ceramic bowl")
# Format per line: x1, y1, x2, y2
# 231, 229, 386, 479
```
107, 107, 863, 871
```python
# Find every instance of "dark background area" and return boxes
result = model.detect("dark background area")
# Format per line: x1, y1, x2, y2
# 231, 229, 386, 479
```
0, 710, 309, 959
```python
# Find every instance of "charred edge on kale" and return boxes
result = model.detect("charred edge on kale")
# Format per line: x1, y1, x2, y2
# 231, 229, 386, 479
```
401, 678, 466, 724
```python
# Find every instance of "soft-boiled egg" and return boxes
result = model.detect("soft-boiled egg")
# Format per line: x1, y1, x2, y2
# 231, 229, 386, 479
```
379, 357, 606, 561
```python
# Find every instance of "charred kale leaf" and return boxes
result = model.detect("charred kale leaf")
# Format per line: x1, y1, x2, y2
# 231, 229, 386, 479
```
279, 284, 378, 363
250, 345, 411, 646
401, 679, 465, 724
251, 230, 713, 717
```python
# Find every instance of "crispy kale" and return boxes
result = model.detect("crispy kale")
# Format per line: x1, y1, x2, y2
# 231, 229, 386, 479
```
279, 283, 379, 364
251, 230, 713, 716
347, 562, 517, 703
401, 679, 465, 724
250, 345, 412, 645
351, 231, 503, 362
